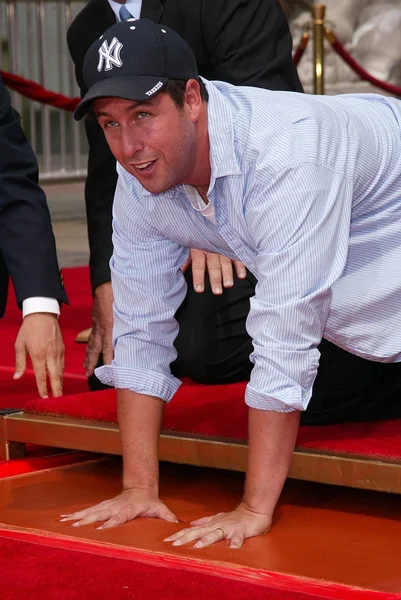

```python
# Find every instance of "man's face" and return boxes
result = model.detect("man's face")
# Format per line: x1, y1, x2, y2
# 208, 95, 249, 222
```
94, 87, 201, 194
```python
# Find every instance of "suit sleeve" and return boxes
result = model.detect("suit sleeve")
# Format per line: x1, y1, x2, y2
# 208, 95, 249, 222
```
0, 76, 67, 307
67, 26, 117, 295
201, 0, 303, 92
83, 117, 117, 294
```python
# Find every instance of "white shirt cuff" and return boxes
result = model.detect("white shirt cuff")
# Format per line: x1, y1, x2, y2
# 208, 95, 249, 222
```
22, 297, 60, 318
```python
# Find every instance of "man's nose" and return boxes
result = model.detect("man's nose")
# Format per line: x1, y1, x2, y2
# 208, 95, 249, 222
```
121, 130, 144, 158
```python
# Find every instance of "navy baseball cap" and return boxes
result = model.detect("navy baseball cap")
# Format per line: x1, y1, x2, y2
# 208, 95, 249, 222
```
74, 19, 199, 120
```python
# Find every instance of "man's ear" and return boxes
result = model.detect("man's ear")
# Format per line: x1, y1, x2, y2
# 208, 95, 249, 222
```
185, 79, 203, 121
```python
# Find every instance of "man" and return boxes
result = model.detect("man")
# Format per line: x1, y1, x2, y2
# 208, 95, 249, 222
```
0, 75, 67, 398
61, 20, 401, 546
67, 0, 303, 389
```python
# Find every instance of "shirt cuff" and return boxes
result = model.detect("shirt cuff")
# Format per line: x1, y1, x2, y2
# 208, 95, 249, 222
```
22, 297, 60, 318
95, 365, 182, 402
245, 383, 307, 412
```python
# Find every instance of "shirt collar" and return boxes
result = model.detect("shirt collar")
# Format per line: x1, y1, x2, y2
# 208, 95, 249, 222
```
140, 79, 241, 199
205, 79, 241, 191
107, 0, 142, 21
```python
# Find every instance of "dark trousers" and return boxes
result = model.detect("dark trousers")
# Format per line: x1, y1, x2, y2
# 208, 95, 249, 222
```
90, 268, 401, 425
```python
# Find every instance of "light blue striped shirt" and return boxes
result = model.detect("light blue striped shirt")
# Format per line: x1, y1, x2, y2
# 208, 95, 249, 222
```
97, 80, 401, 412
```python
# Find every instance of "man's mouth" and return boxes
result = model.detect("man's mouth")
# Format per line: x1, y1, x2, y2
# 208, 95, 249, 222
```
132, 160, 156, 172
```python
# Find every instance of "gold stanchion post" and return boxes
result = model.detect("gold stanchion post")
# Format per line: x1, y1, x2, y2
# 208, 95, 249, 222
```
312, 3, 326, 95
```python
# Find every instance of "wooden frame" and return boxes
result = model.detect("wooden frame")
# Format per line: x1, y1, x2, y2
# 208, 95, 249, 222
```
2, 411, 401, 493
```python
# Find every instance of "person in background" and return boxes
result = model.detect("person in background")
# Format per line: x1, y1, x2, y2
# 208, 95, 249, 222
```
0, 74, 68, 398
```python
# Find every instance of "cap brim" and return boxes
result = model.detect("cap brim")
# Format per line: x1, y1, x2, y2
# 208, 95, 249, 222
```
74, 75, 168, 120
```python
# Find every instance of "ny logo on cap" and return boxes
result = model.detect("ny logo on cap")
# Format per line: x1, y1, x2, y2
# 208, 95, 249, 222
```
97, 37, 123, 72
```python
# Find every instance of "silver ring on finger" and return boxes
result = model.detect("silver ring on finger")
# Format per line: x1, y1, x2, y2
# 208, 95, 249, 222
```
216, 527, 225, 538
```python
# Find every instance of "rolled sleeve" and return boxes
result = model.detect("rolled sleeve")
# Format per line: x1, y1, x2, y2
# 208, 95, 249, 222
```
245, 164, 353, 412
95, 365, 181, 401
95, 174, 188, 401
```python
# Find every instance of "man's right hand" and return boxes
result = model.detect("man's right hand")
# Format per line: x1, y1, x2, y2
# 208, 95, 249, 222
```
60, 488, 178, 529
84, 281, 114, 377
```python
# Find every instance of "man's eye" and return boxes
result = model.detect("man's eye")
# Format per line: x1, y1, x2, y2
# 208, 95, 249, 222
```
104, 120, 118, 129
137, 112, 149, 119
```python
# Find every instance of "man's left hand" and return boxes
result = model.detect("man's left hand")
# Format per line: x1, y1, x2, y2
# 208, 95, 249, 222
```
14, 313, 64, 398
181, 248, 246, 295
163, 502, 271, 549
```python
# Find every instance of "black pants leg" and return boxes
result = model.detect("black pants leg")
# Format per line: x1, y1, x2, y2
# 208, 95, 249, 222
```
171, 267, 255, 384
88, 354, 111, 391
301, 339, 401, 424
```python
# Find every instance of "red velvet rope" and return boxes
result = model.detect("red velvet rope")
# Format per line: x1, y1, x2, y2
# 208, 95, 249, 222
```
2, 41, 307, 109
3, 31, 401, 109
325, 29, 401, 97
1, 70, 80, 111
293, 31, 309, 68
1, 37, 309, 110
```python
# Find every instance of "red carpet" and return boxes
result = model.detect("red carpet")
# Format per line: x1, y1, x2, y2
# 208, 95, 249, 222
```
25, 386, 401, 460
0, 267, 90, 408
0, 530, 394, 600
0, 369, 87, 409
